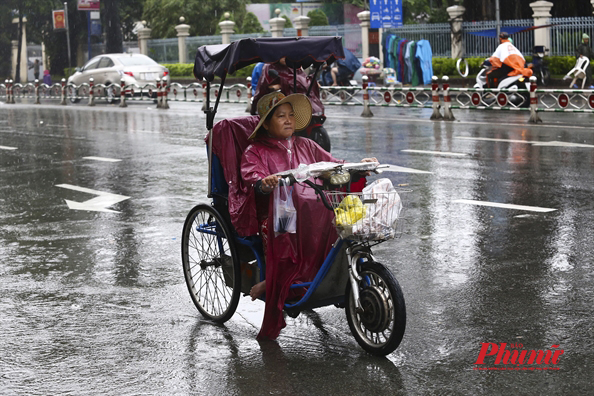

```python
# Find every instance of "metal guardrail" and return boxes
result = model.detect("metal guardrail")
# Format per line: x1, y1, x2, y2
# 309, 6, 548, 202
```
2, 77, 593, 121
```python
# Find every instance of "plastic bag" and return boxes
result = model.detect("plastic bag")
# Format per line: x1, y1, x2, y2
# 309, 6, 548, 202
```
273, 178, 297, 235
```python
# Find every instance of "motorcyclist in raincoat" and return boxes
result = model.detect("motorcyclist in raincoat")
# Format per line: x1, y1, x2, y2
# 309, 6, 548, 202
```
487, 32, 533, 88
241, 92, 376, 340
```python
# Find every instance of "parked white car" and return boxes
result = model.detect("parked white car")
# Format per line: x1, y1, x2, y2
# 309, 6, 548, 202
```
67, 53, 170, 103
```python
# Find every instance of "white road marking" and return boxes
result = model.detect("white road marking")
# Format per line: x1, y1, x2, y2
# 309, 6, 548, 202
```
0, 145, 17, 150
55, 183, 130, 213
456, 136, 594, 148
455, 136, 531, 144
452, 199, 557, 213
83, 156, 122, 162
531, 141, 594, 148
376, 164, 433, 174
335, 114, 594, 131
401, 149, 469, 157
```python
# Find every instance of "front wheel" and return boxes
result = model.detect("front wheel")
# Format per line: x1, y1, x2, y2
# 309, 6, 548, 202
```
181, 204, 241, 323
540, 69, 551, 86
345, 261, 406, 355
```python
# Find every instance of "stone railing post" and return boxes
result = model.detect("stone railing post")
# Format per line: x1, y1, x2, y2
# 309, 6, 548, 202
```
175, 16, 190, 64
270, 9, 286, 38
138, 22, 152, 56
530, 1, 553, 49
219, 12, 235, 45
357, 11, 370, 60
446, 5, 465, 59
294, 15, 310, 37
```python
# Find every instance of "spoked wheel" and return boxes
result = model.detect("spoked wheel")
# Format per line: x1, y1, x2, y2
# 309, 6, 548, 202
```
345, 261, 406, 356
181, 204, 241, 323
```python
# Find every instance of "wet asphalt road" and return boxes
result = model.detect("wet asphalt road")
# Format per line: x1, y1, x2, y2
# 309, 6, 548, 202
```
1, 99, 594, 395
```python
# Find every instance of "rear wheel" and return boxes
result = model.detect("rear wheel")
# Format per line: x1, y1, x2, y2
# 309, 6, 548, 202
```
310, 126, 331, 152
346, 261, 406, 356
182, 204, 241, 323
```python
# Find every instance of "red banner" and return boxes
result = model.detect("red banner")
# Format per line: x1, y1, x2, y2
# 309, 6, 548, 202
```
78, 0, 100, 11
53, 10, 66, 30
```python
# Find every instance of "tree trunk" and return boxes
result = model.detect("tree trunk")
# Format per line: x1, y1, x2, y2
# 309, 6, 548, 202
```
105, 0, 123, 53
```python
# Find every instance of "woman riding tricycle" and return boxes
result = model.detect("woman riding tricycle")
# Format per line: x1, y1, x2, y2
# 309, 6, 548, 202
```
182, 37, 407, 355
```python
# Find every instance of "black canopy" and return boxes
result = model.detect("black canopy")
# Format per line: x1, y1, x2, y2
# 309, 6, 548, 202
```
193, 36, 345, 82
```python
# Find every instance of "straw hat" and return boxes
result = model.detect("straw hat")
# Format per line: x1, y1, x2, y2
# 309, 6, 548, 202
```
249, 92, 312, 140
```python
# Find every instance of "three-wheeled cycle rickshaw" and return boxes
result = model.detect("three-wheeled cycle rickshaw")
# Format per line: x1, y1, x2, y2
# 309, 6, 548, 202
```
182, 37, 408, 355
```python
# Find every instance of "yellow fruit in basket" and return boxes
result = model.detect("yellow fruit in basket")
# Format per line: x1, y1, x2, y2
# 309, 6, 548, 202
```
339, 195, 362, 210
334, 208, 348, 226
334, 197, 366, 226
348, 206, 366, 223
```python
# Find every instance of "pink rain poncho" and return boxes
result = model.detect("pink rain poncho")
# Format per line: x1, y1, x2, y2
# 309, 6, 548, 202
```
241, 135, 342, 340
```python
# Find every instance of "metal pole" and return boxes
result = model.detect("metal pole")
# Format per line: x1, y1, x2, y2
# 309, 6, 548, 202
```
495, 0, 501, 39
64, 2, 72, 69
87, 11, 92, 61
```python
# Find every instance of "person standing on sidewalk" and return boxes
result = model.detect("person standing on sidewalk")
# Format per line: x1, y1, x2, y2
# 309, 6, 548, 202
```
575, 33, 594, 89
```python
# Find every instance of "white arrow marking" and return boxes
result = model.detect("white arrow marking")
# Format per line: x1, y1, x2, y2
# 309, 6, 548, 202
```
56, 184, 130, 213
401, 149, 469, 157
83, 156, 122, 162
452, 199, 556, 213
0, 145, 17, 150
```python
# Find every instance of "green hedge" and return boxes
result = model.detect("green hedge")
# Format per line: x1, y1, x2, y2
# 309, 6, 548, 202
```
161, 63, 256, 78
431, 56, 583, 77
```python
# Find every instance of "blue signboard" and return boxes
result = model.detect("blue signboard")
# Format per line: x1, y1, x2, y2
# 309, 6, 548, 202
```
370, 0, 402, 29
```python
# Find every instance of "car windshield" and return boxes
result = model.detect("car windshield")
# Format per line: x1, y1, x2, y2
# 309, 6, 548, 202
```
117, 56, 158, 66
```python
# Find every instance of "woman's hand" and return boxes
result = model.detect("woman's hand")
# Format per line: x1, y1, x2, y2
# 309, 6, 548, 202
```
360, 157, 378, 176
261, 175, 280, 193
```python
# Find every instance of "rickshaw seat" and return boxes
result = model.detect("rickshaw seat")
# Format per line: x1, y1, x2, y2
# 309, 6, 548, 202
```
205, 115, 261, 238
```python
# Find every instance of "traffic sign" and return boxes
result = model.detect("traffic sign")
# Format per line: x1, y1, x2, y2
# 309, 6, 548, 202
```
558, 93, 569, 108
384, 91, 392, 103
497, 93, 507, 106
370, 0, 403, 29
406, 92, 414, 104
471, 93, 481, 106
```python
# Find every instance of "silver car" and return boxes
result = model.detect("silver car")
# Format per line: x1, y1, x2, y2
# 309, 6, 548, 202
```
67, 53, 170, 103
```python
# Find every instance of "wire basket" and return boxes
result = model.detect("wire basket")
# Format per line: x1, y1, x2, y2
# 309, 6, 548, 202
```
324, 189, 411, 242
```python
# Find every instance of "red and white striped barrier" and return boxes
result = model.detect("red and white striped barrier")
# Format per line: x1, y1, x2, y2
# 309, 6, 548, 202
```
360, 75, 373, 117
430, 76, 442, 120
88, 78, 95, 106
